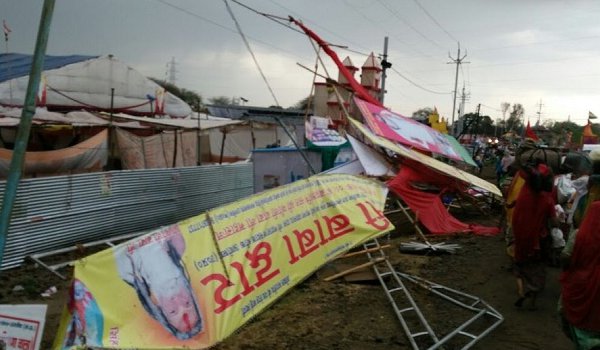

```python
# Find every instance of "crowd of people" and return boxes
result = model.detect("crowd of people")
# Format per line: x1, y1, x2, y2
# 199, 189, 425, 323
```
503, 144, 600, 349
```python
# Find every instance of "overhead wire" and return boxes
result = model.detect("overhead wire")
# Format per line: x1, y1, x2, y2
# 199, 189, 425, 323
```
223, 0, 280, 106
155, 0, 308, 62
390, 67, 450, 95
340, 0, 437, 59
375, 0, 446, 50
412, 0, 458, 44
267, 0, 374, 54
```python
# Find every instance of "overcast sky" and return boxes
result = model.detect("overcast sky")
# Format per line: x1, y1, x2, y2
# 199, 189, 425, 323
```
3, 0, 600, 125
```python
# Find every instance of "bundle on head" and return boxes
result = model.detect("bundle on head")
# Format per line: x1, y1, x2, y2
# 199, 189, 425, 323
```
560, 151, 592, 176
516, 146, 561, 174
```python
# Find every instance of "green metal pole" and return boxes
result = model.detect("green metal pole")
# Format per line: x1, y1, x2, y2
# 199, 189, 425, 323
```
0, 0, 56, 270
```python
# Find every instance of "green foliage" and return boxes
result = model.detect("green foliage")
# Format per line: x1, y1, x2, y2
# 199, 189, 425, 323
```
208, 96, 233, 105
460, 112, 495, 136
506, 103, 525, 131
150, 78, 203, 111
291, 96, 311, 111
411, 107, 434, 121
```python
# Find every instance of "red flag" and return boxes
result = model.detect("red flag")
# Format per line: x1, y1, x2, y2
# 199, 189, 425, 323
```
289, 17, 383, 108
525, 121, 539, 140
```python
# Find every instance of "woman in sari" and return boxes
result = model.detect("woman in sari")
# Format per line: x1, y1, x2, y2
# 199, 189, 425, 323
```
559, 200, 600, 349
560, 152, 600, 349
511, 162, 558, 309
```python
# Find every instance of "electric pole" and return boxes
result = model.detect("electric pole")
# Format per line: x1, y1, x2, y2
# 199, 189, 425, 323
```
380, 36, 392, 104
456, 84, 470, 135
167, 56, 177, 85
536, 99, 544, 125
448, 42, 469, 134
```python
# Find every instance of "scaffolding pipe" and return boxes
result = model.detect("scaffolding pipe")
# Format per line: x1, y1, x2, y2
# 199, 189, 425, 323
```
0, 0, 56, 271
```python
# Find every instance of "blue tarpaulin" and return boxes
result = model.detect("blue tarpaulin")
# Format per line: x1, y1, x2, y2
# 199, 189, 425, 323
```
0, 53, 97, 82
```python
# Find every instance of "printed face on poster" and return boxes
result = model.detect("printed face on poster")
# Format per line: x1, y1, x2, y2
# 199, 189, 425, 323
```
354, 97, 461, 161
53, 174, 394, 349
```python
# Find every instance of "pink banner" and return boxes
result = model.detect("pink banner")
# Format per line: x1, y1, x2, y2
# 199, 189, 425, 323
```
355, 97, 461, 160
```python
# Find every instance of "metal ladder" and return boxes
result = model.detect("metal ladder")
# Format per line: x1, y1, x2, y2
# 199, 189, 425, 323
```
363, 238, 503, 350
363, 239, 440, 349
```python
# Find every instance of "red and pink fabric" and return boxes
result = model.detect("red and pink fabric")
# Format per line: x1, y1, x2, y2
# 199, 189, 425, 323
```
387, 166, 500, 236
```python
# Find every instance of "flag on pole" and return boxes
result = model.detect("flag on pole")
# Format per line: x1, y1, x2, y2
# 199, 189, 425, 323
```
589, 111, 597, 120
3, 20, 11, 41
525, 120, 539, 141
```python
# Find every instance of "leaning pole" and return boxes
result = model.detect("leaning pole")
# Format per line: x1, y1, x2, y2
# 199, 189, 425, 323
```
0, 0, 56, 271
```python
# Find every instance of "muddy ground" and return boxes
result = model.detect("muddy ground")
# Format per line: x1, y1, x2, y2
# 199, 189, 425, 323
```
0, 167, 573, 349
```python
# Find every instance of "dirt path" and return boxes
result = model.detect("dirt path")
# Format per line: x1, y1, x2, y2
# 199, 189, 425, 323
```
0, 167, 573, 349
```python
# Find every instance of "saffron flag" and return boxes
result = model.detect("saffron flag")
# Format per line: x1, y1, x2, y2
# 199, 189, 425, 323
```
525, 121, 539, 141
582, 122, 598, 144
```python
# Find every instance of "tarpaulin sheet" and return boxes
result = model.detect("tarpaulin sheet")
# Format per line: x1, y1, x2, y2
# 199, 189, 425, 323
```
348, 117, 502, 197
116, 128, 197, 169
388, 166, 500, 235
0, 129, 108, 178
443, 134, 477, 167
0, 53, 97, 82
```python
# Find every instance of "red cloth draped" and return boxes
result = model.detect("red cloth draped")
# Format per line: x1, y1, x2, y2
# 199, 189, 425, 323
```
290, 18, 383, 108
511, 180, 555, 262
387, 166, 500, 236
560, 201, 600, 332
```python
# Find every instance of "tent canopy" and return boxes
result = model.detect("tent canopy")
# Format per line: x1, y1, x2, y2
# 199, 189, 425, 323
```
0, 54, 192, 117
0, 53, 97, 82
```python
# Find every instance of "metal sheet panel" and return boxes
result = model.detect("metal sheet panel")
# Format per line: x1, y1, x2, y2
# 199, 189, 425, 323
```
0, 163, 253, 270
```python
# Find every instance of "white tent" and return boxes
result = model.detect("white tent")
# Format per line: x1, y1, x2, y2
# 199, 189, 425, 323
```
0, 54, 192, 117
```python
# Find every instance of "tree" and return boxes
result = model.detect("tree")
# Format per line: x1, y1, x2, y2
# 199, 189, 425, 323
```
459, 112, 495, 136
411, 107, 434, 122
290, 96, 311, 112
546, 120, 582, 147
149, 78, 203, 111
499, 102, 510, 134
208, 96, 233, 105
506, 103, 525, 132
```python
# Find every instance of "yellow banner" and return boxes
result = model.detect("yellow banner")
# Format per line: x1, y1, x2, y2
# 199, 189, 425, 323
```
54, 174, 393, 349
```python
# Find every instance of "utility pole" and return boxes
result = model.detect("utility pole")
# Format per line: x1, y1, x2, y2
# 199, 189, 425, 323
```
536, 99, 544, 125
474, 103, 481, 135
379, 36, 392, 104
448, 42, 469, 135
0, 0, 56, 270
457, 83, 470, 135
167, 56, 177, 85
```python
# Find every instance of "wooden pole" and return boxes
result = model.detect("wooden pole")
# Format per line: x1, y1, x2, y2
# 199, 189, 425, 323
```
323, 257, 386, 282
337, 245, 391, 259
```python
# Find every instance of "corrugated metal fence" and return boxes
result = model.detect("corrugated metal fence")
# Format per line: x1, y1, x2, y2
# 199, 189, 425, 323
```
0, 163, 253, 270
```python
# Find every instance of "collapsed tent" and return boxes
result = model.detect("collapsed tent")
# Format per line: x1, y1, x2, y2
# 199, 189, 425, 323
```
0, 53, 192, 117
347, 117, 501, 235
388, 166, 500, 235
